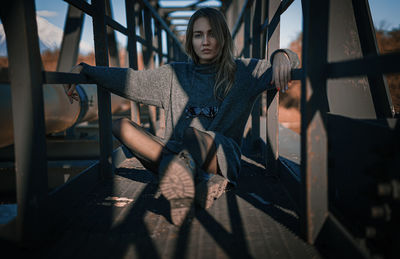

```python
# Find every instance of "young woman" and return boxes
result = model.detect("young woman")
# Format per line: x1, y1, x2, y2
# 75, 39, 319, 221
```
65, 7, 299, 226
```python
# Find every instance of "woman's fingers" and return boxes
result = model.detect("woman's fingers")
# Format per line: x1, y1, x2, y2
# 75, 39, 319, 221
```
271, 52, 292, 92
274, 65, 281, 91
64, 63, 84, 104
283, 65, 290, 92
63, 83, 76, 104
280, 65, 285, 92
281, 64, 292, 93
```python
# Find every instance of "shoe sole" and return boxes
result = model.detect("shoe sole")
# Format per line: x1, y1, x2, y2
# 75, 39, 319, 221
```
196, 175, 228, 209
159, 156, 195, 225
169, 198, 194, 226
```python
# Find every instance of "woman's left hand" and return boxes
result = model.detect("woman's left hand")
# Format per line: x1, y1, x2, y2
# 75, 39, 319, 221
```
271, 51, 292, 93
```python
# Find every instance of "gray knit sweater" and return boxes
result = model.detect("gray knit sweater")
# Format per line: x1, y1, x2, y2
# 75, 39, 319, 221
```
81, 49, 299, 185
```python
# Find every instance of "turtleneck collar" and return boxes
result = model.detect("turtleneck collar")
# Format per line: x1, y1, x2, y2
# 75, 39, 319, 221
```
192, 61, 217, 74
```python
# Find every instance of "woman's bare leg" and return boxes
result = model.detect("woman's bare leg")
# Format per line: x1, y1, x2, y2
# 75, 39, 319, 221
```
182, 127, 219, 175
183, 127, 227, 209
112, 118, 165, 173
113, 119, 219, 175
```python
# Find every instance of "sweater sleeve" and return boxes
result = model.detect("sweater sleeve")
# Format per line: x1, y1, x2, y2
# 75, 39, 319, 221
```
270, 48, 300, 69
253, 48, 300, 93
80, 63, 174, 109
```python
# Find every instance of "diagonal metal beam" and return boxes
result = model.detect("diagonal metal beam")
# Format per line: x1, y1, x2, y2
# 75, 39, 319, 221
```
260, 0, 294, 32
352, 0, 395, 118
64, 0, 94, 16
57, 4, 84, 72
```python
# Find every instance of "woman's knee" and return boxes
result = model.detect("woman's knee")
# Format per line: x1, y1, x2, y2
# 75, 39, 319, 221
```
183, 127, 215, 149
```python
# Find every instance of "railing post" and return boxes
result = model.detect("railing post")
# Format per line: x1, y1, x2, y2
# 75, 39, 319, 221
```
155, 21, 164, 64
155, 20, 166, 131
300, 0, 330, 244
251, 0, 263, 152
125, 0, 141, 124
265, 0, 280, 173
243, 4, 251, 58
166, 35, 172, 63
106, 0, 121, 67
92, 0, 114, 179
0, 0, 48, 243
141, 4, 158, 134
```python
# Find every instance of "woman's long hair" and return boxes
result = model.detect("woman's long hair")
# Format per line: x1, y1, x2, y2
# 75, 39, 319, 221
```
185, 7, 236, 100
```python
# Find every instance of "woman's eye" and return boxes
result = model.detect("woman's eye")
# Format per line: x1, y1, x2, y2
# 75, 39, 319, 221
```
194, 34, 201, 38
209, 32, 215, 37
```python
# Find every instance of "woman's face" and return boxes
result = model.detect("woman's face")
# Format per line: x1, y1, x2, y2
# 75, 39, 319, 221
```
192, 17, 219, 64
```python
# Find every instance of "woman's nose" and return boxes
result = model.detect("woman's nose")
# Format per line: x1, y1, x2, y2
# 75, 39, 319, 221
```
202, 35, 210, 45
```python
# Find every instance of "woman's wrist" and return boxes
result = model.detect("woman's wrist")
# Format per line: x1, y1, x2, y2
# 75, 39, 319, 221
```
272, 50, 289, 64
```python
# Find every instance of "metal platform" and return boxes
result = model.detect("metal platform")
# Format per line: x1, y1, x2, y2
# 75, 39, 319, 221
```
2, 155, 321, 259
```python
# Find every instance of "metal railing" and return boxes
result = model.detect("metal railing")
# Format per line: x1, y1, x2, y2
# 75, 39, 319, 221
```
0, 1, 398, 258
229, 0, 302, 177
0, 0, 187, 243
228, 1, 398, 258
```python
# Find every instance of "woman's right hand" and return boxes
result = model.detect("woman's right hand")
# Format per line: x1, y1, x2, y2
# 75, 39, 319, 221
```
63, 63, 84, 104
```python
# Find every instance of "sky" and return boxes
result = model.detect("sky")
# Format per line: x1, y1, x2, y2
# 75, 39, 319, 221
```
5, 0, 400, 52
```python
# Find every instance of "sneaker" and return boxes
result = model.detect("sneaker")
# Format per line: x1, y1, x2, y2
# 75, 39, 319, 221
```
158, 150, 196, 226
195, 171, 228, 209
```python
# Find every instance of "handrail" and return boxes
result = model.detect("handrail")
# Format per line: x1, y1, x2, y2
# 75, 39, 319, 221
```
0, 67, 304, 85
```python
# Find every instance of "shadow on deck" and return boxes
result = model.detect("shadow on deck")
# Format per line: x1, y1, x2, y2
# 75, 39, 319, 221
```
0, 136, 323, 259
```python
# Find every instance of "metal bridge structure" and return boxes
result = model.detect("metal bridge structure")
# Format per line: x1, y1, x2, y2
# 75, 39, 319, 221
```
0, 0, 399, 258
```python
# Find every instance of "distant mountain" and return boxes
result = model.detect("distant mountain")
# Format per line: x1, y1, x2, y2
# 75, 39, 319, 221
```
0, 15, 93, 57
